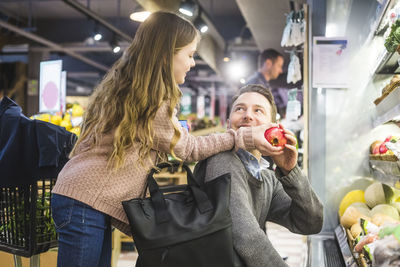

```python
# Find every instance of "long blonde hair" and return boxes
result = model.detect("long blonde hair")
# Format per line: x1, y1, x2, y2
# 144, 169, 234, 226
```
71, 12, 199, 169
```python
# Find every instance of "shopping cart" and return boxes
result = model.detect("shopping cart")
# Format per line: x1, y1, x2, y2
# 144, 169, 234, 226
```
0, 178, 58, 266
0, 97, 77, 266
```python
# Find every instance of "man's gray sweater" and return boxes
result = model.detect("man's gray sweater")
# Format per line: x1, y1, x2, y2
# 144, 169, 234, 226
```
200, 151, 323, 267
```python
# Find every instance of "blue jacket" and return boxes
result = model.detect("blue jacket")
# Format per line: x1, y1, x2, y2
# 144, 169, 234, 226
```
0, 97, 77, 186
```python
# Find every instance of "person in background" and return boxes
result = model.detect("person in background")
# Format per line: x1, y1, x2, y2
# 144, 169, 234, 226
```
245, 49, 285, 169
245, 49, 284, 89
51, 12, 282, 267
196, 84, 323, 267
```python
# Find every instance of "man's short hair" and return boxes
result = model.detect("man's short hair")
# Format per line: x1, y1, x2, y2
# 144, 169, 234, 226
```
231, 84, 277, 123
258, 49, 283, 68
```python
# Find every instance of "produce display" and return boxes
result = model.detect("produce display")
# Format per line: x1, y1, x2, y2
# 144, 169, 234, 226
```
384, 19, 400, 53
374, 75, 400, 106
30, 103, 84, 137
339, 182, 400, 266
369, 135, 399, 161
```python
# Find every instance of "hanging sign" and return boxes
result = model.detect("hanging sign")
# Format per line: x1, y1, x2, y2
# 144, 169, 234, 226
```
312, 37, 349, 88
39, 60, 62, 113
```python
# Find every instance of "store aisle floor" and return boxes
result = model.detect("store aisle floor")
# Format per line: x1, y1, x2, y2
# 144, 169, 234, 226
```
117, 222, 308, 267
117, 251, 138, 267
266, 222, 308, 267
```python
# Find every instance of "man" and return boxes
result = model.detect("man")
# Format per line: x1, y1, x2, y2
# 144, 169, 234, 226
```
246, 49, 285, 169
195, 84, 323, 267
245, 49, 284, 88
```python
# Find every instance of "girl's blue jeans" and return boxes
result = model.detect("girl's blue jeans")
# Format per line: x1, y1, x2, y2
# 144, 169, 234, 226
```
51, 193, 112, 267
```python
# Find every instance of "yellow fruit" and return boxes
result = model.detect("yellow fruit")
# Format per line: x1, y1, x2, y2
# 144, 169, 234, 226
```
50, 115, 62, 126
63, 113, 71, 122
60, 120, 72, 131
72, 104, 84, 117
69, 127, 81, 137
339, 190, 365, 217
38, 113, 51, 122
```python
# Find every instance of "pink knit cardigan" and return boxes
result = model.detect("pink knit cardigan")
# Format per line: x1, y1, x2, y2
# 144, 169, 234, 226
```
52, 102, 254, 234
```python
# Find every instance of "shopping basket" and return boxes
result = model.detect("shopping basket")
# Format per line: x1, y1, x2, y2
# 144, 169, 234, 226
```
0, 177, 58, 257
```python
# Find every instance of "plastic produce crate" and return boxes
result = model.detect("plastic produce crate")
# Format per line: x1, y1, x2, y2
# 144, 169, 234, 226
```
0, 178, 57, 257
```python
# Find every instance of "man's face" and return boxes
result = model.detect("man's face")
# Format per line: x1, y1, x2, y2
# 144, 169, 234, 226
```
228, 92, 272, 130
267, 56, 284, 80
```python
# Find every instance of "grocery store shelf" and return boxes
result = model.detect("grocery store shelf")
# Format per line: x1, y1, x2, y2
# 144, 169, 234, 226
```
373, 86, 400, 127
369, 159, 400, 187
373, 49, 400, 75
333, 226, 357, 267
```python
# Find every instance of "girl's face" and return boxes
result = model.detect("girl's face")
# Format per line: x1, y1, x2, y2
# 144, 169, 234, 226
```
173, 38, 197, 84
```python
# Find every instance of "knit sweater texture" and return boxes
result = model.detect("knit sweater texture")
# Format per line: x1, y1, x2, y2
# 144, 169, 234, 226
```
201, 151, 323, 267
52, 102, 255, 234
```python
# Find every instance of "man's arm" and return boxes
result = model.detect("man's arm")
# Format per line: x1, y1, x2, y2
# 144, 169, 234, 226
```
204, 153, 289, 267
266, 166, 323, 235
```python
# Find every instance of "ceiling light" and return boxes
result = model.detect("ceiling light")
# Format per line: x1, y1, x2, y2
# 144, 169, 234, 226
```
110, 36, 121, 53
92, 23, 102, 41
94, 33, 102, 41
223, 57, 230, 62
179, 1, 196, 17
194, 16, 208, 33
130, 10, 151, 22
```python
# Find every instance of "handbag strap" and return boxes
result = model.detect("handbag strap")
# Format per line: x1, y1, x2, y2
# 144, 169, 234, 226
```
147, 162, 213, 224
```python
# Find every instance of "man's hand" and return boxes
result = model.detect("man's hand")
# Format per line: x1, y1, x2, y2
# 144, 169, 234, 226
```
271, 124, 298, 175
253, 123, 284, 157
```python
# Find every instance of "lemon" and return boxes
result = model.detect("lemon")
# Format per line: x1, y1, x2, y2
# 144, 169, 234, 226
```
38, 113, 51, 122
339, 190, 365, 217
70, 127, 81, 137
50, 115, 62, 126
60, 120, 72, 131
72, 104, 84, 117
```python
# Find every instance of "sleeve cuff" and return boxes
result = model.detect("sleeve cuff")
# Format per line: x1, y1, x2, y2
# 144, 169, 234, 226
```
231, 127, 255, 151
275, 165, 304, 185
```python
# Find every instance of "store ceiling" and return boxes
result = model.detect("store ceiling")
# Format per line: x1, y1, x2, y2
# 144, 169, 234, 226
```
0, 0, 303, 94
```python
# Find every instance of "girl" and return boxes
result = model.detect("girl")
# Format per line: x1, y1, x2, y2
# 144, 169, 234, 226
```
51, 11, 282, 267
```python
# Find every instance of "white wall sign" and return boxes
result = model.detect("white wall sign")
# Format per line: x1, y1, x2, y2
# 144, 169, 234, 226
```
312, 37, 349, 88
39, 60, 62, 113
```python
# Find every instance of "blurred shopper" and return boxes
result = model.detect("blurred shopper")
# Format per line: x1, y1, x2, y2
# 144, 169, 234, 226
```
196, 84, 323, 267
246, 49, 285, 170
51, 12, 282, 267
245, 49, 284, 88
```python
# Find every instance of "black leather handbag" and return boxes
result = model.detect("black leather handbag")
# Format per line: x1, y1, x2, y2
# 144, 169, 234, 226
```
122, 161, 243, 267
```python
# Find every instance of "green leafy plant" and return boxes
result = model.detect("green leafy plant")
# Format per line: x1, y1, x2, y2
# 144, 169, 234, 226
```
385, 20, 400, 53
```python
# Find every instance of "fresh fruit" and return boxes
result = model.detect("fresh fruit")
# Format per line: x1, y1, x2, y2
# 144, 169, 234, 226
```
372, 213, 398, 226
371, 204, 400, 221
364, 182, 396, 208
379, 142, 388, 154
70, 127, 81, 137
349, 202, 371, 217
60, 120, 72, 131
350, 223, 362, 238
370, 140, 383, 154
72, 104, 84, 117
50, 115, 62, 126
340, 206, 370, 229
37, 113, 51, 122
339, 190, 366, 217
264, 127, 287, 147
